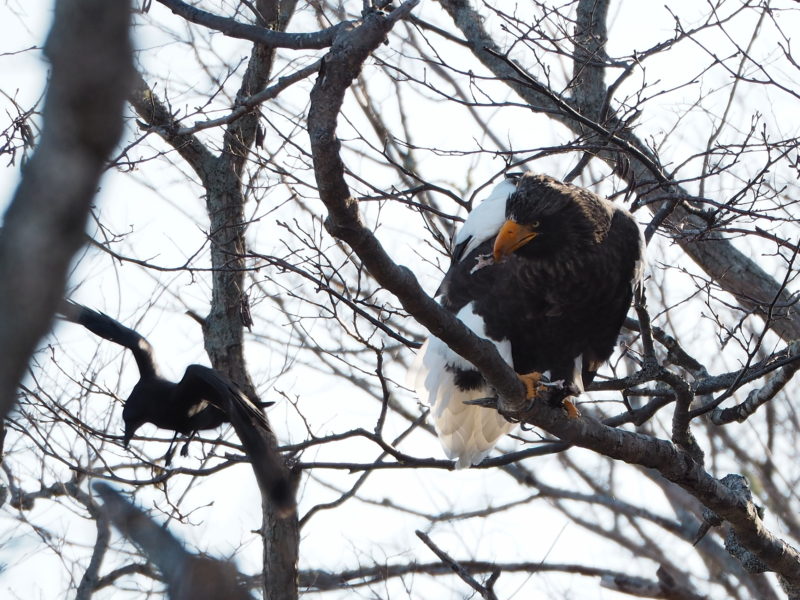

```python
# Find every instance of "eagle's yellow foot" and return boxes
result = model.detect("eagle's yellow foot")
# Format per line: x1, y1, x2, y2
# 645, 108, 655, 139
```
518, 372, 581, 418
518, 371, 545, 399
562, 398, 581, 419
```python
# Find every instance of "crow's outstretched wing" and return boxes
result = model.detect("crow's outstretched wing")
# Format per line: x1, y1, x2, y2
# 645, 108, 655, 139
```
178, 365, 295, 516
59, 300, 159, 378
60, 301, 295, 514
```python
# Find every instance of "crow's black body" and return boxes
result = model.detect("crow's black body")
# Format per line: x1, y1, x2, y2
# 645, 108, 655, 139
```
414, 173, 644, 467
59, 302, 232, 443
59, 301, 294, 513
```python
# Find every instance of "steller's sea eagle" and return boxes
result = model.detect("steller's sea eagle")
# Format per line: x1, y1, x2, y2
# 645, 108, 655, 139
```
58, 301, 295, 514
412, 173, 645, 468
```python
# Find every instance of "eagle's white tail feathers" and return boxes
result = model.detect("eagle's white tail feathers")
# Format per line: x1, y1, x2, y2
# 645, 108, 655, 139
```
410, 327, 514, 468
433, 379, 514, 468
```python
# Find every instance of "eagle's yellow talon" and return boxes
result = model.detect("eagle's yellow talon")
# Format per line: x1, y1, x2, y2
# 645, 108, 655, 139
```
518, 371, 544, 399
563, 398, 581, 419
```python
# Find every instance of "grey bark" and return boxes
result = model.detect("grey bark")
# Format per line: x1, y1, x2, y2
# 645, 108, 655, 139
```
156, 0, 338, 49
205, 3, 300, 598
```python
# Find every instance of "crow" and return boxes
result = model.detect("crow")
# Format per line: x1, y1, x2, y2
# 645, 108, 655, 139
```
59, 300, 295, 515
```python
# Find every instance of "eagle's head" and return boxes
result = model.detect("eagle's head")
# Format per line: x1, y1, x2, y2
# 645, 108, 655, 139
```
493, 173, 611, 261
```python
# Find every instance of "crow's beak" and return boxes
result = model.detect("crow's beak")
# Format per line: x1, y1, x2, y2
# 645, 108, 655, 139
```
122, 423, 136, 448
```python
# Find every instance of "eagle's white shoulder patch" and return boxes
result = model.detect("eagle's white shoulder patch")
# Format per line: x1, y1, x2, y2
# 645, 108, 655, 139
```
452, 179, 516, 261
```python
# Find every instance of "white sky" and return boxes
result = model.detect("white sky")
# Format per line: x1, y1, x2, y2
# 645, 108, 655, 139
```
1, 1, 798, 599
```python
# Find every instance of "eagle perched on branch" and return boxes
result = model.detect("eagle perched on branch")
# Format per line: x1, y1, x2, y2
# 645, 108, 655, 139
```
412, 173, 645, 467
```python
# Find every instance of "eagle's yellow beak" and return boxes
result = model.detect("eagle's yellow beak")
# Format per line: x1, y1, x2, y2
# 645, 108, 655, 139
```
493, 220, 538, 261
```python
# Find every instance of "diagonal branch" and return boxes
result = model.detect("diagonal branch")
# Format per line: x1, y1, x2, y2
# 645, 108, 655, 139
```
415, 530, 498, 600
128, 70, 216, 181
176, 59, 322, 136
308, 0, 527, 409
711, 340, 800, 425
94, 482, 254, 600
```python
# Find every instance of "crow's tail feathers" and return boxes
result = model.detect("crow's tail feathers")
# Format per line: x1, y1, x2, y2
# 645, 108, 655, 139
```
225, 388, 297, 517
188, 365, 297, 516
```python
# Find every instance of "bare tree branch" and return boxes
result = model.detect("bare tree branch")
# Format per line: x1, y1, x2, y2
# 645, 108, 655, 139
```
415, 530, 498, 600
155, 0, 342, 49
94, 482, 254, 600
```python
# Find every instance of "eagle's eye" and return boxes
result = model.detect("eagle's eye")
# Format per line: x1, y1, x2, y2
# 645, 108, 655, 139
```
529, 220, 540, 228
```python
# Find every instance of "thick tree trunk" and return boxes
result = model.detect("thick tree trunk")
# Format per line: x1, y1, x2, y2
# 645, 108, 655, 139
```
202, 3, 300, 599
130, 2, 301, 597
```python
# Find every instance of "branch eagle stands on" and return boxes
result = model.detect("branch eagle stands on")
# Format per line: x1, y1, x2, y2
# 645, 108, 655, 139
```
412, 173, 645, 467
59, 301, 295, 515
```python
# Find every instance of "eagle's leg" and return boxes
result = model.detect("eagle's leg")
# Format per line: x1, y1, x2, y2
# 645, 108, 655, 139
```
518, 371, 581, 419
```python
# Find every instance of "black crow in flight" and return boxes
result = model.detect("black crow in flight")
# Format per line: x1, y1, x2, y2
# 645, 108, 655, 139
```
59, 300, 295, 514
